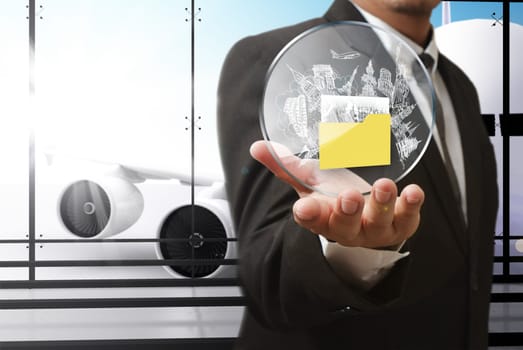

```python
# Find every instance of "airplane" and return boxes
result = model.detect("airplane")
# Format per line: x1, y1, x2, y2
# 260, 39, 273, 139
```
40, 150, 236, 279
330, 49, 360, 60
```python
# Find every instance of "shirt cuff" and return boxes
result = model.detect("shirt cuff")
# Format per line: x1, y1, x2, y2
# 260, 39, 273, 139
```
319, 236, 409, 291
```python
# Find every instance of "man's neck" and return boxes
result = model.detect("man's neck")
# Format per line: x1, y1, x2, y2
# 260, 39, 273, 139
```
351, 0, 432, 47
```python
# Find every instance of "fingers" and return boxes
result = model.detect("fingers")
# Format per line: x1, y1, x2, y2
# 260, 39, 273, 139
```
393, 184, 425, 240
293, 197, 331, 234
357, 180, 424, 247
264, 152, 425, 248
250, 141, 293, 182
362, 178, 397, 229
250, 141, 313, 193
291, 178, 424, 248
327, 189, 365, 244
292, 190, 366, 243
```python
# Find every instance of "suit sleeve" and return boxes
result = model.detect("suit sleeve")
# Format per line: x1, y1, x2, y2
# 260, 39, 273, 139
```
217, 35, 410, 330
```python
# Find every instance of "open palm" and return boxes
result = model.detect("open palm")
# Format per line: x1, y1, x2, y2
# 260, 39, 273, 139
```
250, 140, 425, 248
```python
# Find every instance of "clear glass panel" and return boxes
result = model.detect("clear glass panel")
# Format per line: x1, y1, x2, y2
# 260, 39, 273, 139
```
0, 2, 30, 240
510, 263, 523, 276
490, 302, 523, 333
491, 133, 503, 237
431, 1, 503, 26
0, 243, 30, 281
0, 269, 28, 281
194, 0, 332, 181
510, 5, 523, 257
494, 239, 523, 258
0, 1, 29, 280
34, 0, 191, 280
510, 138, 523, 239
493, 262, 502, 275
512, 2, 523, 27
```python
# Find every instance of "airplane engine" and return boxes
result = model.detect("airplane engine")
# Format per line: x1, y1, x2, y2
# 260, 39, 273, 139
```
156, 184, 236, 278
58, 177, 144, 238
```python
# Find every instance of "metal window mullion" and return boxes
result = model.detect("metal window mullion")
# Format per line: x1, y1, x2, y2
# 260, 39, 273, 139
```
190, 0, 197, 279
502, 0, 510, 278
28, 0, 36, 282
0, 278, 240, 289
0, 296, 246, 310
0, 258, 239, 268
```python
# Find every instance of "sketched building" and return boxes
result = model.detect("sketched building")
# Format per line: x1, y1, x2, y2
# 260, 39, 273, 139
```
392, 117, 421, 166
378, 68, 394, 99
392, 68, 410, 106
288, 65, 321, 112
283, 95, 308, 138
361, 60, 377, 96
312, 64, 336, 92
396, 137, 422, 164
395, 120, 419, 138
394, 103, 416, 122
340, 66, 359, 96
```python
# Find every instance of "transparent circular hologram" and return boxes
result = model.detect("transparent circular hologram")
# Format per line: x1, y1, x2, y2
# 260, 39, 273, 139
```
260, 21, 435, 196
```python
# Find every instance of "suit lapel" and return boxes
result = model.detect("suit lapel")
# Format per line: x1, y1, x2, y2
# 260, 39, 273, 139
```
421, 140, 468, 254
419, 55, 483, 256
438, 55, 483, 254
324, 0, 366, 23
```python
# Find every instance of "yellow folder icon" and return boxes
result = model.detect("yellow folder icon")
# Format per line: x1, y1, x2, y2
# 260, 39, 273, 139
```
319, 114, 391, 170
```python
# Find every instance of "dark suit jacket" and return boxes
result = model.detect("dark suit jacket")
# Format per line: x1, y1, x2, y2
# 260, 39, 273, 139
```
217, 1, 498, 349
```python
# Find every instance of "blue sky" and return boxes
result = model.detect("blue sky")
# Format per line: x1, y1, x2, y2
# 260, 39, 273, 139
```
431, 1, 518, 27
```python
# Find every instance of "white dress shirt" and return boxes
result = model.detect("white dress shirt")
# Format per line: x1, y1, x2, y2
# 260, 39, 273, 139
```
319, 2, 467, 291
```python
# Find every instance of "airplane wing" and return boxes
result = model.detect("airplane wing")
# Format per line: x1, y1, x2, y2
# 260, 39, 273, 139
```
44, 148, 218, 186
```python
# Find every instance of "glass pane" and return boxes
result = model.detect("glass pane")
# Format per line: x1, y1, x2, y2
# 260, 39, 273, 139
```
34, 0, 191, 280
510, 138, 523, 239
431, 1, 503, 26
510, 4, 523, 266
490, 302, 523, 333
493, 262, 502, 275
194, 0, 332, 181
495, 239, 523, 257
512, 2, 523, 27
0, 1, 29, 280
0, 2, 29, 235
510, 263, 523, 276
0, 243, 29, 281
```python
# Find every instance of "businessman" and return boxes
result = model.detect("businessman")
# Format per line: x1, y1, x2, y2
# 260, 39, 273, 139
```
217, 0, 498, 349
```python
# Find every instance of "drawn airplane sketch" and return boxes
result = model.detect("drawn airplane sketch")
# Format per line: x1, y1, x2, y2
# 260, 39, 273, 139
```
330, 49, 361, 60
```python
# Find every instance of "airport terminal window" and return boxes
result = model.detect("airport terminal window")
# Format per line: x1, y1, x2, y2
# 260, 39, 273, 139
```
33, 0, 194, 281
0, 0, 242, 345
0, 0, 521, 348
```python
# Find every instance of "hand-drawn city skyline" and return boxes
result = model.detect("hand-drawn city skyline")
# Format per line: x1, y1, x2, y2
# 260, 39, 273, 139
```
280, 46, 424, 169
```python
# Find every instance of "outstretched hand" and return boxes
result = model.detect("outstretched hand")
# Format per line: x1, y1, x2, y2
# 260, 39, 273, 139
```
250, 140, 425, 249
